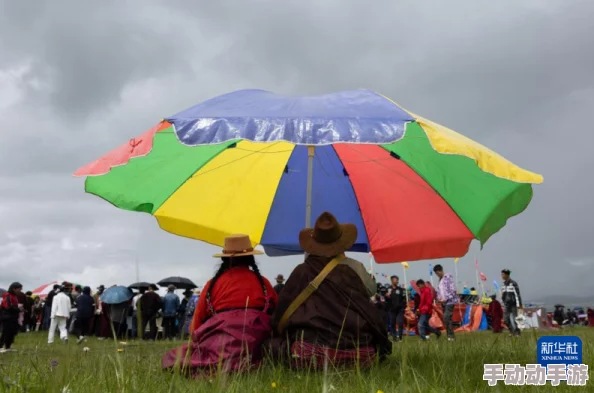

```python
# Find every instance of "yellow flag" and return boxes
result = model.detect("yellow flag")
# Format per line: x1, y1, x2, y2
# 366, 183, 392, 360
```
454, 258, 459, 264
402, 262, 409, 269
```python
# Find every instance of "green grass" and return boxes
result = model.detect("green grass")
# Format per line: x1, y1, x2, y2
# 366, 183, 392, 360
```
1, 329, 592, 392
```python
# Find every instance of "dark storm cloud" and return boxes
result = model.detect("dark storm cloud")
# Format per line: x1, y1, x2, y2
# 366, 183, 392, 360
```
184, 0, 594, 135
0, 1, 194, 118
0, 0, 593, 299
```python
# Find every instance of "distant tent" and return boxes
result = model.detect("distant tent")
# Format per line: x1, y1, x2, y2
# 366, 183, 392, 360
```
404, 306, 418, 335
452, 304, 466, 326
455, 305, 485, 332
522, 307, 548, 330
463, 305, 472, 325
479, 311, 488, 330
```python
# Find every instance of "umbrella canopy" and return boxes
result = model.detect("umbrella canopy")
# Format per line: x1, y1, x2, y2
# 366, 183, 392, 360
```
100, 286, 134, 305
128, 282, 151, 290
157, 277, 197, 290
32, 281, 84, 299
75, 89, 543, 263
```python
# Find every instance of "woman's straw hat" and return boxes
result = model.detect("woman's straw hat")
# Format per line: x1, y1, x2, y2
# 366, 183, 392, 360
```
213, 234, 264, 258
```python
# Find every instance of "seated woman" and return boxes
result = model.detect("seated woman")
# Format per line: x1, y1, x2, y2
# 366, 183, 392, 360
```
269, 212, 391, 369
162, 234, 277, 375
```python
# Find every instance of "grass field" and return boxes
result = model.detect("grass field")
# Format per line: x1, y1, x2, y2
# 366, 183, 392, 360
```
0, 328, 592, 392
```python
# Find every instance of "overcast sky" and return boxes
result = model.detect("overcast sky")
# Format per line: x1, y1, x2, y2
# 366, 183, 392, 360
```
1, 1, 593, 301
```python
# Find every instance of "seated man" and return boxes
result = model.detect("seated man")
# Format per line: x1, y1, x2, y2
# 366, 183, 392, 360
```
269, 212, 391, 369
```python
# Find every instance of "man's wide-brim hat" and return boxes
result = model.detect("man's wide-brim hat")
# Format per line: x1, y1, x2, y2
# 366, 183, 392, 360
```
299, 212, 357, 257
213, 234, 264, 258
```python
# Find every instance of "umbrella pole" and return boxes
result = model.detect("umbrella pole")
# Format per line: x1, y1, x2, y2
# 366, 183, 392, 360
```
305, 146, 315, 228
454, 259, 458, 287
403, 263, 409, 336
454, 259, 463, 320
304, 146, 315, 260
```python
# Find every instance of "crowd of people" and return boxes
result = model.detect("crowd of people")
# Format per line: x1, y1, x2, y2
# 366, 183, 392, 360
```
371, 266, 525, 340
553, 305, 590, 328
0, 281, 201, 352
2, 211, 593, 374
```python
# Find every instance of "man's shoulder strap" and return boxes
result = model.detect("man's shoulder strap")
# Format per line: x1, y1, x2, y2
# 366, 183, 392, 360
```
277, 254, 345, 334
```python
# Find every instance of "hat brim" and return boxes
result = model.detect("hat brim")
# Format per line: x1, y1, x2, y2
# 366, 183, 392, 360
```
299, 223, 358, 257
212, 249, 264, 258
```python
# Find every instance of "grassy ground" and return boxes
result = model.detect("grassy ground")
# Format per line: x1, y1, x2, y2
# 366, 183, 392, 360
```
0, 328, 592, 392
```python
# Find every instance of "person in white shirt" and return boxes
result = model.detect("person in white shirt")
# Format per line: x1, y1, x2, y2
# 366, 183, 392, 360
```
48, 286, 72, 344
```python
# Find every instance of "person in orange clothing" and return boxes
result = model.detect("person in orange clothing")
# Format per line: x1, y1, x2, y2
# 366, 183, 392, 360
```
416, 279, 441, 341
163, 234, 277, 375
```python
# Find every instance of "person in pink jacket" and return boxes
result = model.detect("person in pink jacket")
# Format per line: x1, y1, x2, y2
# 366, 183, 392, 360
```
434, 264, 458, 341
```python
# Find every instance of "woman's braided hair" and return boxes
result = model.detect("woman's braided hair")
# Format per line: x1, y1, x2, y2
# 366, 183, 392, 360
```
206, 255, 270, 316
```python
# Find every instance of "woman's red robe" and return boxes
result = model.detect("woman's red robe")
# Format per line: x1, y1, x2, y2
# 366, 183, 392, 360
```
488, 299, 503, 333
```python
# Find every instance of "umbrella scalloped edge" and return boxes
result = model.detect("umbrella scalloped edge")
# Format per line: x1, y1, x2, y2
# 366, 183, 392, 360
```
73, 121, 171, 177
377, 94, 543, 185
413, 114, 543, 185
73, 91, 543, 186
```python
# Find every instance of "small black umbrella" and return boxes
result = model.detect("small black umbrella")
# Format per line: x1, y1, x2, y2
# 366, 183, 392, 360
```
157, 276, 197, 290
128, 282, 151, 290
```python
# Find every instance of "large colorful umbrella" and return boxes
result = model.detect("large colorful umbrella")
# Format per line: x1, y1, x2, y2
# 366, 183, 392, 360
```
32, 281, 84, 299
75, 89, 542, 263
